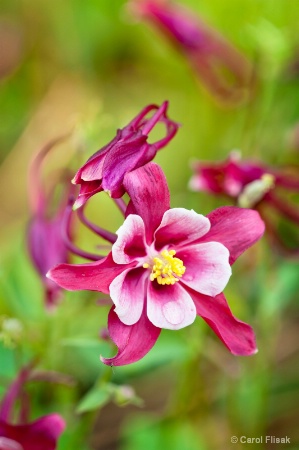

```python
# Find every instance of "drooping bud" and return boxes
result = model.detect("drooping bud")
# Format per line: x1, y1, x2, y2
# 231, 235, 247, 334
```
129, 0, 255, 105
27, 136, 74, 310
72, 101, 179, 207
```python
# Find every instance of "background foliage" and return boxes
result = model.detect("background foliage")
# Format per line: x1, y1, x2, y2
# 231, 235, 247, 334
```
1, 0, 299, 448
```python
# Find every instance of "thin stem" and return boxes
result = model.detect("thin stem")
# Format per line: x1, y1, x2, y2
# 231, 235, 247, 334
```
28, 133, 71, 214
77, 206, 117, 244
276, 174, 299, 191
113, 197, 127, 216
0, 364, 33, 422
268, 192, 299, 224
18, 391, 30, 424
62, 199, 103, 261
262, 212, 299, 257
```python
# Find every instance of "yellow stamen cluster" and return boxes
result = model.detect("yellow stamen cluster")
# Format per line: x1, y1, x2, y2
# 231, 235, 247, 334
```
143, 250, 186, 285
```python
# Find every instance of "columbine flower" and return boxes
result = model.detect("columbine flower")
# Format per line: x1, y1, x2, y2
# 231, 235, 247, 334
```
189, 152, 299, 254
72, 101, 178, 208
0, 365, 65, 450
27, 136, 73, 310
48, 163, 264, 366
129, 0, 254, 104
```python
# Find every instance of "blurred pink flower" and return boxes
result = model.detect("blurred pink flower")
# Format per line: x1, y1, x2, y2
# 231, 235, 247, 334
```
27, 136, 73, 310
48, 163, 264, 366
189, 152, 299, 254
0, 416, 65, 450
129, 0, 255, 104
0, 365, 65, 450
72, 101, 178, 208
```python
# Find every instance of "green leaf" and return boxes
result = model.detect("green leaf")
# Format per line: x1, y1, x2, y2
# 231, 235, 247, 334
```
76, 383, 112, 414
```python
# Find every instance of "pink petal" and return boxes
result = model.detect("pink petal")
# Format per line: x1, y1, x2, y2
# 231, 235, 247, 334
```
199, 206, 265, 264
154, 208, 210, 250
191, 291, 257, 355
79, 154, 106, 182
100, 307, 161, 366
72, 180, 103, 209
179, 242, 231, 296
188, 173, 210, 192
110, 268, 147, 325
112, 215, 147, 264
0, 414, 65, 450
0, 437, 23, 450
147, 281, 196, 330
72, 134, 118, 184
101, 135, 154, 197
47, 253, 130, 294
28, 217, 67, 277
123, 163, 170, 244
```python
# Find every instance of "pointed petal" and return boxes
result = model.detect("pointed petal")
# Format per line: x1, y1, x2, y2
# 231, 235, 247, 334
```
78, 155, 105, 182
154, 208, 210, 250
147, 281, 196, 330
112, 215, 147, 264
72, 133, 120, 184
124, 163, 170, 244
100, 307, 161, 366
47, 253, 130, 294
110, 268, 147, 325
72, 134, 121, 207
73, 181, 103, 209
191, 291, 257, 355
102, 136, 154, 198
179, 242, 231, 296
199, 206, 265, 264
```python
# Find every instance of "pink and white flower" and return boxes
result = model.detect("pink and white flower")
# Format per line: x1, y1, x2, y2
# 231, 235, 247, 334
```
48, 163, 265, 365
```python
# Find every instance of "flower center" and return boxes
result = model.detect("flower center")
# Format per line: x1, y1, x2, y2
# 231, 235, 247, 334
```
143, 249, 186, 285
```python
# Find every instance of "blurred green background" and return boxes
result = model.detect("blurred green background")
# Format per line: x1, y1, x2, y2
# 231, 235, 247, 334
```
1, 0, 299, 449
